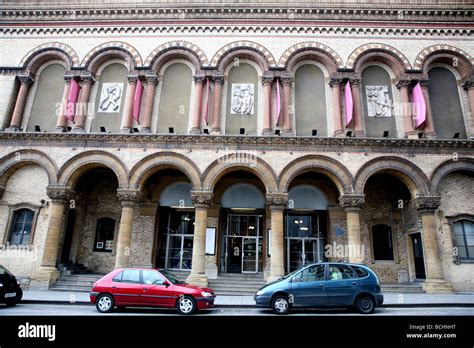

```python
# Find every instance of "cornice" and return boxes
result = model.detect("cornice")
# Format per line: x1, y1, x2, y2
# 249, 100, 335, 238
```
0, 133, 472, 156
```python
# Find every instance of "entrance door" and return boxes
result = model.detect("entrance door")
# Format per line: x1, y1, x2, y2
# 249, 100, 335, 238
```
226, 237, 242, 273
287, 238, 321, 272
242, 237, 258, 273
411, 233, 426, 279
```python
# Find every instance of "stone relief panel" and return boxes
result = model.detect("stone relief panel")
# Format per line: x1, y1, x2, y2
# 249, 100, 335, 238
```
231, 83, 254, 115
365, 86, 392, 117
98, 83, 124, 113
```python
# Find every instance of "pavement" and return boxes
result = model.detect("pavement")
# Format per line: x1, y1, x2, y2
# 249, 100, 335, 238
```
20, 290, 474, 307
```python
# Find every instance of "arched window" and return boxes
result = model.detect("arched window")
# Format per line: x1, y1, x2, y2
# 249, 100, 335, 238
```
9, 209, 35, 245
453, 220, 474, 260
294, 64, 327, 136
361, 66, 397, 138
157, 62, 193, 134
26, 63, 66, 132
94, 217, 116, 252
372, 224, 394, 261
428, 67, 466, 139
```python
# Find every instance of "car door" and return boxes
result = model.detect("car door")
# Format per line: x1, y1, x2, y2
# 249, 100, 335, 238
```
325, 264, 359, 306
289, 264, 327, 306
140, 270, 175, 308
109, 269, 142, 305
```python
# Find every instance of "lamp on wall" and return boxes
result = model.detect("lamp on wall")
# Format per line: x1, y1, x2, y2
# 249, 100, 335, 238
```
66, 126, 72, 132
346, 131, 352, 137
168, 127, 174, 134
203, 129, 209, 135
133, 127, 139, 133
383, 131, 389, 138
34, 125, 41, 132
274, 129, 280, 136
312, 129, 318, 136
240, 128, 245, 135
418, 132, 424, 139
453, 132, 460, 139
100, 126, 106, 133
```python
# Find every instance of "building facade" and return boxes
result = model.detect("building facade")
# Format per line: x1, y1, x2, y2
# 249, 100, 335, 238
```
0, 0, 473, 293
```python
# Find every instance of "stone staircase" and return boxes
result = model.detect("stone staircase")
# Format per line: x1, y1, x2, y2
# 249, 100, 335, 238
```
381, 282, 424, 293
208, 273, 267, 296
50, 273, 104, 292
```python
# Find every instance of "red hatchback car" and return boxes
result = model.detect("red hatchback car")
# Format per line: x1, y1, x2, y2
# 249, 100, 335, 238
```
90, 268, 215, 314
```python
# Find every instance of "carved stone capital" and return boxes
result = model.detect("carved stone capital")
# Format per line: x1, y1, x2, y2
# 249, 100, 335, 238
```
266, 193, 288, 210
462, 79, 474, 91
396, 79, 411, 89
329, 77, 343, 87
127, 74, 140, 83
145, 70, 159, 85
413, 196, 441, 215
18, 71, 34, 86
212, 74, 225, 85
80, 73, 95, 85
46, 186, 75, 203
349, 78, 362, 87
339, 194, 365, 211
418, 79, 430, 88
261, 75, 274, 85
117, 189, 142, 204
191, 191, 213, 208
280, 76, 293, 86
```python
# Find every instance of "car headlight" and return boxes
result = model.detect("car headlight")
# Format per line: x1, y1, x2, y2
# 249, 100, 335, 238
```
201, 291, 213, 297
0, 283, 3, 287
255, 289, 265, 296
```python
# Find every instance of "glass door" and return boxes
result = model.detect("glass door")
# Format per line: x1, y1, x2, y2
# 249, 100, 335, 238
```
242, 237, 258, 273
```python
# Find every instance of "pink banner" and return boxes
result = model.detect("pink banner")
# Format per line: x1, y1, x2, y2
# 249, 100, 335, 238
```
66, 79, 80, 122
412, 82, 426, 129
275, 79, 281, 126
344, 81, 353, 127
203, 78, 210, 125
132, 81, 143, 123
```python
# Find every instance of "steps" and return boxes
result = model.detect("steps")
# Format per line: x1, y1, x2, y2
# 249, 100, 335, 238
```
49, 273, 104, 292
381, 282, 424, 293
208, 273, 266, 296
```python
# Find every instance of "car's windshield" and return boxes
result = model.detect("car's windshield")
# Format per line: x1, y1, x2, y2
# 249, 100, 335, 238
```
0, 265, 13, 276
160, 270, 184, 285
281, 269, 300, 280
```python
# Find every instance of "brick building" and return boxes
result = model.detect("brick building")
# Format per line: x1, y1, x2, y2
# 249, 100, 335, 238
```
0, 0, 473, 293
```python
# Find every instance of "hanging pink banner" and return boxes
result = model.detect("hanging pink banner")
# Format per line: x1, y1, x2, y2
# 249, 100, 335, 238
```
66, 79, 80, 122
275, 79, 281, 126
132, 81, 143, 123
344, 81, 353, 127
412, 82, 426, 129
203, 78, 210, 125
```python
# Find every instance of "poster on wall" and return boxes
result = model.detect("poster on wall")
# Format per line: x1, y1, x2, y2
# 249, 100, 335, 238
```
365, 86, 392, 117
267, 229, 272, 257
98, 83, 124, 113
205, 228, 216, 255
231, 83, 254, 115
105, 240, 114, 251
96, 241, 104, 250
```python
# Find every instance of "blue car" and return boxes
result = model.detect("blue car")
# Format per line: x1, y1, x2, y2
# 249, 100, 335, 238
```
255, 262, 384, 314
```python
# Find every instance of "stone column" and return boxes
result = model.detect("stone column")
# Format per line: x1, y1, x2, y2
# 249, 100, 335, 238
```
419, 80, 436, 138
211, 75, 224, 135
266, 193, 288, 282
140, 71, 158, 133
31, 187, 75, 288
339, 194, 365, 263
72, 74, 94, 133
190, 75, 205, 134
6, 73, 34, 132
55, 74, 75, 132
350, 79, 365, 137
330, 77, 343, 137
120, 74, 138, 133
396, 79, 416, 138
282, 76, 293, 135
413, 197, 453, 293
262, 75, 273, 135
115, 189, 141, 269
463, 80, 474, 137
187, 191, 213, 286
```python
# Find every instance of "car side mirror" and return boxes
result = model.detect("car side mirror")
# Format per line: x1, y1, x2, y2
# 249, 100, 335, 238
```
163, 280, 171, 287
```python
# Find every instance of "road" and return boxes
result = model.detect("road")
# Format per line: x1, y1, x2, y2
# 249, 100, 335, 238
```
1, 303, 473, 316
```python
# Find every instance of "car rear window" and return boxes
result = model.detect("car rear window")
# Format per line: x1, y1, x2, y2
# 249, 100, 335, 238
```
112, 272, 123, 282
352, 266, 369, 278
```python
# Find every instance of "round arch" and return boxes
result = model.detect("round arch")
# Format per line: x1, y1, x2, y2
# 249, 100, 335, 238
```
414, 44, 473, 79
221, 183, 265, 209
145, 41, 208, 71
279, 42, 343, 72
81, 41, 143, 73
129, 152, 202, 191
278, 155, 353, 196
0, 149, 58, 187
354, 156, 430, 197
57, 150, 128, 189
20, 42, 78, 73
430, 158, 474, 195
347, 43, 411, 74
202, 154, 278, 193
211, 41, 276, 71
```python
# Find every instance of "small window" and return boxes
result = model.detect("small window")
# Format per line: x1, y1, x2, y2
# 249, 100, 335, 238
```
352, 266, 369, 278
142, 270, 165, 285
94, 217, 115, 252
121, 270, 140, 283
293, 265, 325, 283
329, 264, 355, 280
372, 224, 394, 261
9, 209, 34, 245
112, 272, 123, 283
453, 220, 474, 260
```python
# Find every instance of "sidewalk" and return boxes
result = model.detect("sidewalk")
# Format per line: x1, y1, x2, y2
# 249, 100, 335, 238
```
21, 290, 474, 307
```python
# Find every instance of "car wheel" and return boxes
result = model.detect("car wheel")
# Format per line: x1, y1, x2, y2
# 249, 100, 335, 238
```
355, 294, 376, 314
5, 299, 18, 307
96, 294, 114, 313
271, 295, 290, 315
176, 295, 196, 315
